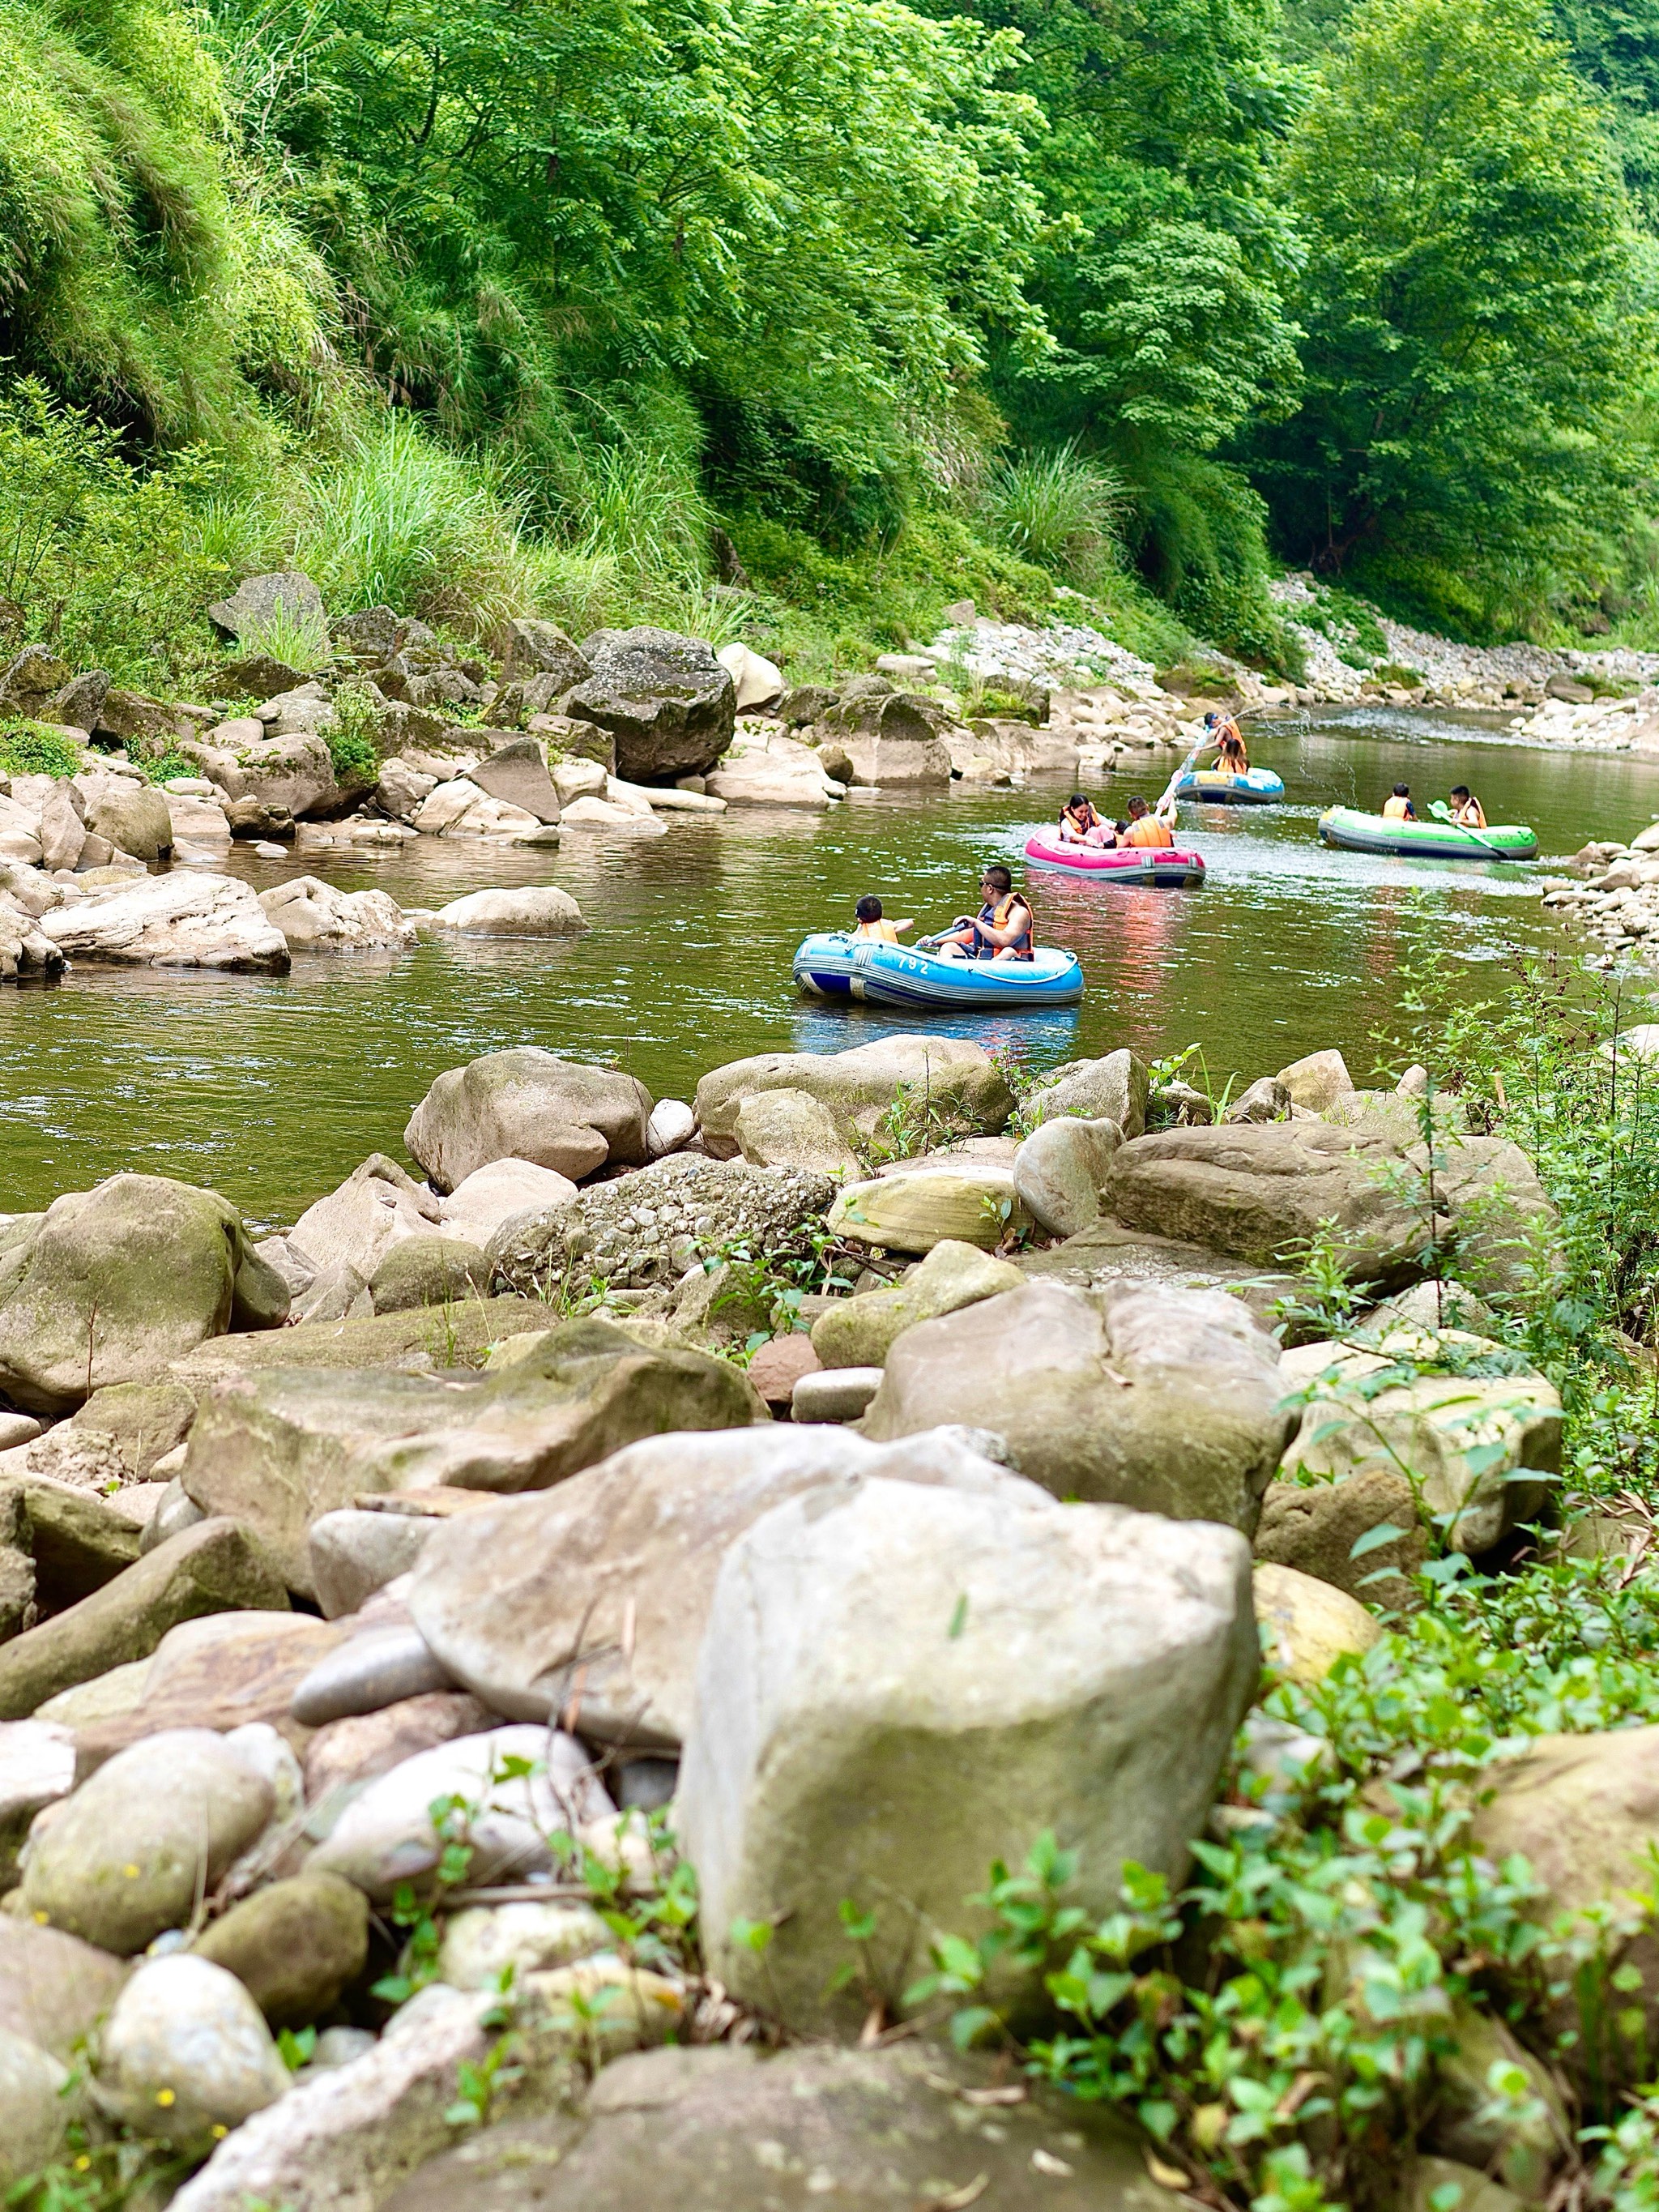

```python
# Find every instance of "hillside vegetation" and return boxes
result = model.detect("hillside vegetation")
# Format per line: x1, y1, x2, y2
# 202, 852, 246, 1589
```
1, 0, 1656, 683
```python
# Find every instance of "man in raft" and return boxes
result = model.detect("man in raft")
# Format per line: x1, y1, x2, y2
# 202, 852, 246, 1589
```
1120, 794, 1175, 848
938, 865, 1035, 960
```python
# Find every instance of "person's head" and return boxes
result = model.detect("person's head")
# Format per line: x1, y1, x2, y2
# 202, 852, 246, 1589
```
1127, 795, 1149, 818
1066, 792, 1089, 812
1450, 785, 1471, 802
1392, 783, 1410, 797
855, 895, 883, 923
981, 864, 1013, 898
1204, 711, 1218, 728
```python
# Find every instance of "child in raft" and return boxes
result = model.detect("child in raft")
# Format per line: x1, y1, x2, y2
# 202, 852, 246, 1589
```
1382, 784, 1417, 820
1448, 784, 1487, 828
851, 894, 912, 943
1058, 793, 1114, 847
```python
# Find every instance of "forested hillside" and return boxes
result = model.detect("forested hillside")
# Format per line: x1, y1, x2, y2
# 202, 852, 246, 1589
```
2, 0, 1657, 683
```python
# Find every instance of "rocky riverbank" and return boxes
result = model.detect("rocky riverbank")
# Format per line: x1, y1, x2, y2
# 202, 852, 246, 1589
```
0, 1023, 1629, 2209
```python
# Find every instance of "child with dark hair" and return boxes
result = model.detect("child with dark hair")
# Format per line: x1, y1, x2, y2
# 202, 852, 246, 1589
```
852, 894, 912, 943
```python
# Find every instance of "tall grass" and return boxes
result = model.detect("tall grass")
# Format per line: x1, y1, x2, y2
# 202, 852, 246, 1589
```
979, 443, 1125, 583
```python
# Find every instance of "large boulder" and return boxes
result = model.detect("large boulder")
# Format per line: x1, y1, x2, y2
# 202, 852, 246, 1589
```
1469, 1727, 1659, 2090
437, 1158, 577, 1247
82, 783, 174, 862
180, 728, 338, 819
164, 1295, 541, 1396
22, 1727, 276, 1952
37, 872, 291, 972
1280, 1338, 1560, 1553
1253, 1468, 1427, 1604
493, 617, 592, 691
487, 1155, 833, 1296
0, 1519, 290, 1720
679, 1477, 1256, 2032
731, 1087, 861, 1177
864, 1279, 1296, 1531
378, 2043, 1183, 2212
696, 1036, 1013, 1155
0, 2028, 69, 2188
463, 737, 563, 824
809, 1239, 1025, 1368
71, 1611, 345, 1772
426, 886, 582, 936
562, 627, 736, 784
258, 877, 415, 952
180, 1318, 765, 1591
1025, 1048, 1151, 1138
407, 1425, 1047, 1751
404, 1048, 651, 1190
0, 1175, 288, 1416
207, 570, 326, 643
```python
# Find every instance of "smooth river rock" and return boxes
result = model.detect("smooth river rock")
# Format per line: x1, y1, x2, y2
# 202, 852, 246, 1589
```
863, 1279, 1297, 1531
828, 1164, 1027, 1254
437, 1157, 577, 1246
0, 2027, 70, 2188
404, 1048, 652, 1190
22, 1727, 275, 1953
679, 1477, 1256, 2032
808, 1241, 1027, 1368
428, 886, 582, 935
258, 876, 416, 951
290, 1625, 454, 1725
406, 1424, 1046, 1749
93, 1954, 290, 2147
1013, 1113, 1123, 1236
192, 1872, 370, 2026
1025, 1048, 1150, 1137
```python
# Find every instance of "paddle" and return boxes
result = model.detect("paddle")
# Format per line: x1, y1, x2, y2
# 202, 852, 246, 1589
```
1154, 733, 1209, 826
1427, 797, 1510, 860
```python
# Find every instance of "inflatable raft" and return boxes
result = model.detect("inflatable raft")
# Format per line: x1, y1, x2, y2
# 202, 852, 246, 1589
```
1173, 766, 1285, 805
1317, 807, 1538, 862
1024, 835, 1206, 887
793, 932, 1084, 1010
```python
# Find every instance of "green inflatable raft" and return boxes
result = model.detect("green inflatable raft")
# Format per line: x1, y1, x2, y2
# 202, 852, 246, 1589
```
1318, 806, 1537, 862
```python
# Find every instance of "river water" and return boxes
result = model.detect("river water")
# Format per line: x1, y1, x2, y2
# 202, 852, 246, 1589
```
5, 704, 1659, 1228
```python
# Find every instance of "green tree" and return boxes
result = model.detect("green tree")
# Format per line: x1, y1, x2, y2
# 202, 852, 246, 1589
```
1254, 0, 1648, 634
211, 0, 1050, 519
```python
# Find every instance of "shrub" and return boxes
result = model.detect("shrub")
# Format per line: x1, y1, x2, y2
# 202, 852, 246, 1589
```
979, 443, 1124, 583
0, 723, 81, 777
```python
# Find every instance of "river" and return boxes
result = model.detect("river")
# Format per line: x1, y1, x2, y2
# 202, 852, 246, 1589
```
4, 705, 1657, 1228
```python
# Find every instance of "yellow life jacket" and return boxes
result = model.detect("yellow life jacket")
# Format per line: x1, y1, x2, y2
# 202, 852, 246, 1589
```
854, 919, 902, 943
1382, 795, 1411, 820
1126, 815, 1175, 848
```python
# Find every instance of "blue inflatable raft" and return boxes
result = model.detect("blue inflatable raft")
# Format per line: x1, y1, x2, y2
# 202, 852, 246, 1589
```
1172, 766, 1285, 805
793, 932, 1084, 1010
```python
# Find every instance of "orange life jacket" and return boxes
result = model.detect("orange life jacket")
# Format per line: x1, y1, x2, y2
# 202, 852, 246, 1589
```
854, 919, 902, 942
1382, 795, 1412, 820
1125, 815, 1175, 848
979, 891, 1034, 958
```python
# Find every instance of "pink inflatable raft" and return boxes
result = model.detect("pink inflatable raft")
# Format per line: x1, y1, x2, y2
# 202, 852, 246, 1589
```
1024, 834, 1206, 887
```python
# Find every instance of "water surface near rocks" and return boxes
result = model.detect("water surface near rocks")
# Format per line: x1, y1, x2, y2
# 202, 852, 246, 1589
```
5, 705, 1658, 1228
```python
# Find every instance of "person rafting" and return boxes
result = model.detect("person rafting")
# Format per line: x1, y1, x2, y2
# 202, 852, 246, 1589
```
1058, 793, 1114, 848
937, 865, 1035, 961
1382, 784, 1417, 821
1448, 784, 1486, 829
1204, 710, 1248, 775
1120, 794, 1176, 848
852, 894, 912, 943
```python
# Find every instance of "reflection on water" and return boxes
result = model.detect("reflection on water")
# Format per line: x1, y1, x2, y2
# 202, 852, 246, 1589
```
3, 705, 1657, 1226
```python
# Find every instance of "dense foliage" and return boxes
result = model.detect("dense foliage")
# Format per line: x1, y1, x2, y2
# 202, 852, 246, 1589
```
2, 0, 1657, 668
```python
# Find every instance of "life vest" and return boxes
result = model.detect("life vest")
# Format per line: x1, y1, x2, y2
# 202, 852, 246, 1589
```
978, 892, 1034, 959
1452, 798, 1486, 828
1382, 795, 1412, 820
1125, 815, 1175, 848
854, 919, 902, 943
1060, 803, 1098, 837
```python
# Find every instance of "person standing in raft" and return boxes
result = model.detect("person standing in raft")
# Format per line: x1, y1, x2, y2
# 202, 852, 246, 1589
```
1382, 784, 1417, 820
851, 895, 913, 942
937, 865, 1035, 961
1203, 710, 1249, 774
1058, 793, 1113, 847
1448, 784, 1486, 828
1120, 794, 1175, 848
